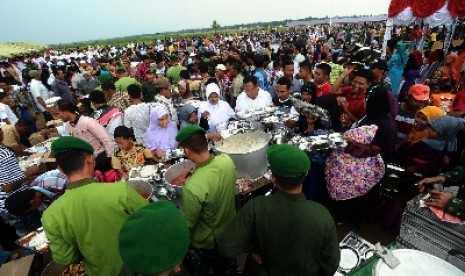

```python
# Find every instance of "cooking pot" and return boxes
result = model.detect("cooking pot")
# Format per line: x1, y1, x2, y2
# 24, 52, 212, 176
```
126, 180, 153, 200
270, 127, 292, 145
216, 130, 271, 179
164, 160, 196, 196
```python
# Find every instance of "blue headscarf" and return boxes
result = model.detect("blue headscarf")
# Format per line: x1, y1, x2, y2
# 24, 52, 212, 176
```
396, 44, 408, 67
421, 116, 464, 154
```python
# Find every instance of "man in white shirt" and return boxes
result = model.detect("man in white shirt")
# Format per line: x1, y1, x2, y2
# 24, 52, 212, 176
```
29, 70, 53, 122
70, 67, 83, 91
235, 75, 272, 112
0, 92, 18, 125
124, 84, 151, 144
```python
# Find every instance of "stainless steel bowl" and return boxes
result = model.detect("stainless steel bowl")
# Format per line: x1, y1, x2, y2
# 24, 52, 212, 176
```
126, 180, 153, 200
164, 160, 196, 196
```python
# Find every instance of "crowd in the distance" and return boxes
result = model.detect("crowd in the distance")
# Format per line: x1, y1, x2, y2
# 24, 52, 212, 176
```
1, 21, 465, 275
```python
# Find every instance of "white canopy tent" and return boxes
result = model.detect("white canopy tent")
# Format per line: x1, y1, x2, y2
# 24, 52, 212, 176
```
381, 0, 463, 58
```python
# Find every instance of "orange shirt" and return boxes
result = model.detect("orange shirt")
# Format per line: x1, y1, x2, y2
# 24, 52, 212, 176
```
430, 92, 456, 112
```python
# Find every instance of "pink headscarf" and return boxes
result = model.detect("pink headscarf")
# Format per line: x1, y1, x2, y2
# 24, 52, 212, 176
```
145, 106, 178, 151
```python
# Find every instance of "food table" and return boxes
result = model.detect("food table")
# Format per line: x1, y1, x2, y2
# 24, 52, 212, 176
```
335, 197, 465, 275
19, 137, 59, 172
335, 232, 465, 276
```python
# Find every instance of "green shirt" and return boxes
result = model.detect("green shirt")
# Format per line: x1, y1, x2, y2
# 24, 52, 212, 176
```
441, 166, 465, 219
329, 62, 343, 85
166, 64, 187, 85
445, 197, 465, 220
183, 154, 237, 249
42, 179, 148, 276
115, 77, 141, 92
218, 190, 340, 276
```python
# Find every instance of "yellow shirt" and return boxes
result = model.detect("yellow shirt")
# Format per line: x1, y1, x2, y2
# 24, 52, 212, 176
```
1, 124, 20, 148
430, 33, 437, 42
111, 143, 153, 171
168, 45, 175, 54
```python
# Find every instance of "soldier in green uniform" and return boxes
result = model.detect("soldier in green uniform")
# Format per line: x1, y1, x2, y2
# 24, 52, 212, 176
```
418, 166, 465, 220
175, 125, 237, 275
218, 144, 340, 276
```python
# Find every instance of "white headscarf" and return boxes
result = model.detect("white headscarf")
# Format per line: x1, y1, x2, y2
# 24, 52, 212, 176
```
205, 83, 220, 100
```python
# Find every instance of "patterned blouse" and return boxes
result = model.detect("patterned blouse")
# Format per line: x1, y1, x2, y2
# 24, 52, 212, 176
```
108, 91, 131, 112
111, 143, 153, 171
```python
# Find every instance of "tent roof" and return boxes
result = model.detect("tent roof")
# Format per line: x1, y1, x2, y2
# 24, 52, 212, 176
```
286, 15, 388, 27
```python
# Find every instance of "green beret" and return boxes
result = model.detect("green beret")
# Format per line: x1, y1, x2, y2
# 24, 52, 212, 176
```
267, 144, 310, 177
99, 73, 112, 84
119, 201, 189, 275
175, 125, 206, 143
51, 136, 94, 155
116, 67, 126, 73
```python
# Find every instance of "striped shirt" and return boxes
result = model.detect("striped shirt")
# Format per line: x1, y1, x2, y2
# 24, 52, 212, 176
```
0, 146, 26, 213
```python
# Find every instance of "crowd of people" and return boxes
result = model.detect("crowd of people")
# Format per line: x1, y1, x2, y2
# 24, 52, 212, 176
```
0, 21, 465, 275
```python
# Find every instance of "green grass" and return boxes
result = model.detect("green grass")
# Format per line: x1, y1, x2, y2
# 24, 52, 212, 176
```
0, 42, 47, 58
49, 26, 289, 50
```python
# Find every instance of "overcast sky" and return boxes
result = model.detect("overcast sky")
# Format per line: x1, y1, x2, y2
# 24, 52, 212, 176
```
0, 0, 390, 44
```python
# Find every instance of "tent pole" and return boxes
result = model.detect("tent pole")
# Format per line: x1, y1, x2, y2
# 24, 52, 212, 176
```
444, 17, 457, 55
417, 23, 428, 51
381, 19, 393, 59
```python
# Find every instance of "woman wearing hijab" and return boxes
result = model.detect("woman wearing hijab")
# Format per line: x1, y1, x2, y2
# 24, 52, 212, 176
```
387, 44, 408, 96
398, 52, 422, 102
324, 87, 393, 226
315, 95, 342, 132
401, 116, 464, 176
178, 103, 222, 141
178, 103, 198, 129
146, 105, 178, 160
404, 106, 445, 144
198, 83, 235, 133
439, 53, 459, 82
350, 85, 394, 163
326, 86, 392, 201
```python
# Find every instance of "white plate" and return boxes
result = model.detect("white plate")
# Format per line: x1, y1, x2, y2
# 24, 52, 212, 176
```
140, 165, 157, 178
339, 247, 360, 271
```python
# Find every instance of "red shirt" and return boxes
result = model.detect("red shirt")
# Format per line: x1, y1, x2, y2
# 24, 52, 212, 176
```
316, 82, 331, 97
342, 86, 366, 120
135, 63, 149, 82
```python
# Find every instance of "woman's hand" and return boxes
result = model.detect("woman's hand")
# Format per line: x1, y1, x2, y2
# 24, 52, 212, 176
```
338, 97, 350, 112
340, 114, 352, 128
343, 136, 355, 144
155, 149, 165, 158
121, 172, 129, 181
425, 190, 454, 210
201, 111, 210, 120
417, 175, 445, 192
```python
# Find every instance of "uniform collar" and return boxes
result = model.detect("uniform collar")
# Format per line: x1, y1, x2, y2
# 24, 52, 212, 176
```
275, 189, 306, 201
196, 154, 215, 168
67, 178, 95, 190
